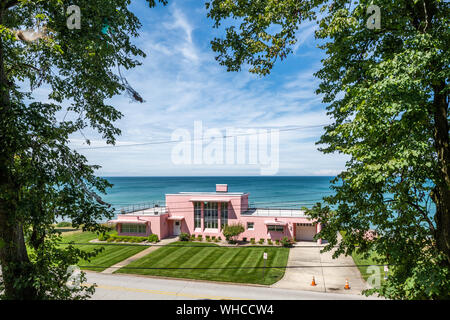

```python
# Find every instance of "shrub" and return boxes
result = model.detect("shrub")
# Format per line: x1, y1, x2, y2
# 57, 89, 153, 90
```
222, 223, 245, 243
275, 239, 280, 245
243, 237, 247, 242
206, 235, 211, 242
179, 233, 190, 241
147, 234, 159, 243
214, 237, 219, 242
106, 238, 114, 242
268, 239, 273, 245
258, 238, 265, 244
281, 236, 293, 247
250, 238, 256, 245
98, 233, 110, 241
197, 235, 203, 241
211, 236, 216, 240
217, 236, 221, 241
190, 235, 196, 241
56, 221, 72, 227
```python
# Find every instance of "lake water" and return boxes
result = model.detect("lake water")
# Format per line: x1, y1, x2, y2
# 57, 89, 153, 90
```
101, 176, 335, 213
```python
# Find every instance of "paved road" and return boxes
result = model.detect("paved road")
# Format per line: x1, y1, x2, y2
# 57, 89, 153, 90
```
86, 272, 380, 300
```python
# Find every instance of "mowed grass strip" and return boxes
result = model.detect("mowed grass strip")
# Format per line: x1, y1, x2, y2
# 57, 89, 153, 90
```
352, 249, 386, 283
115, 242, 289, 285
59, 232, 148, 272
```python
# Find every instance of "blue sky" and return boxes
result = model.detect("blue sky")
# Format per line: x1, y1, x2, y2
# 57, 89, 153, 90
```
43, 0, 348, 176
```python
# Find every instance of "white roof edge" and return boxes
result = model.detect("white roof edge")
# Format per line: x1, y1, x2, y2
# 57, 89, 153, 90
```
166, 192, 247, 196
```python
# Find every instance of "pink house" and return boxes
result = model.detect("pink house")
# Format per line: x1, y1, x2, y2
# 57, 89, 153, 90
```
109, 184, 322, 244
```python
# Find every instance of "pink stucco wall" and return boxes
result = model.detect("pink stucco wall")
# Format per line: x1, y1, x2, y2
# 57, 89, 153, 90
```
115, 214, 166, 239
115, 188, 322, 243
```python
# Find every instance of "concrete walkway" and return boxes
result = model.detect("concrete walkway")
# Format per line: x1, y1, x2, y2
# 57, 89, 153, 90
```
101, 237, 178, 274
272, 239, 369, 295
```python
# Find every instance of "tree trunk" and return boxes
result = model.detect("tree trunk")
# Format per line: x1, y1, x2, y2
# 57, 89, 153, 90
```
0, 6, 36, 299
432, 81, 450, 266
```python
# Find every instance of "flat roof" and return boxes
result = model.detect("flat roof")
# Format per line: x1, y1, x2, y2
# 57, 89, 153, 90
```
166, 192, 247, 196
122, 207, 167, 216
242, 208, 307, 217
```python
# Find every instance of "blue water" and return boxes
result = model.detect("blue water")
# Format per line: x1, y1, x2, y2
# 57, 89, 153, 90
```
101, 176, 335, 211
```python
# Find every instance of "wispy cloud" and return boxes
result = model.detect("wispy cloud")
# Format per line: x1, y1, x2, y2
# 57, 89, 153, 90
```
65, 0, 347, 176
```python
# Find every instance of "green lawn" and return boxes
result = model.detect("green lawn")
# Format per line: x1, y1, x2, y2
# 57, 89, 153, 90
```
351, 249, 385, 283
115, 241, 290, 285
340, 231, 386, 283
59, 231, 147, 272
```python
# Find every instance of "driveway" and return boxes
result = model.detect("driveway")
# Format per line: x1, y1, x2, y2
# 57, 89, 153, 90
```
272, 241, 369, 295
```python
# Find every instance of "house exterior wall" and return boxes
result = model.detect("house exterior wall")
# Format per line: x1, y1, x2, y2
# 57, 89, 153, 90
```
115, 214, 168, 239
115, 186, 322, 243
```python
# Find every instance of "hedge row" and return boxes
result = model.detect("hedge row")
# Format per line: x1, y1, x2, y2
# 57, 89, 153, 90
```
98, 233, 159, 243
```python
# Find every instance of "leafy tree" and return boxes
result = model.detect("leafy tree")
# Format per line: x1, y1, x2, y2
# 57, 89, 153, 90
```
206, 0, 449, 299
222, 223, 245, 243
0, 0, 166, 299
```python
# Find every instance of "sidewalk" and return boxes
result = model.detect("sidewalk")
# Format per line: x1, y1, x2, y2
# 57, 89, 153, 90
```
101, 237, 178, 274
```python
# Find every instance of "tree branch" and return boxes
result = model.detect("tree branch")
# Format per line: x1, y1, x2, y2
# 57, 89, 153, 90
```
2, 0, 18, 10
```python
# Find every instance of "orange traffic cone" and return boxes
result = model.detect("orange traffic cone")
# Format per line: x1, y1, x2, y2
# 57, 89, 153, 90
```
344, 279, 350, 290
311, 276, 317, 286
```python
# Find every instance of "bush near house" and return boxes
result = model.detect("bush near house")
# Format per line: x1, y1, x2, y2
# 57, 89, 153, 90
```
197, 235, 203, 241
281, 237, 294, 247
56, 221, 72, 227
190, 235, 196, 241
222, 223, 245, 244
275, 239, 280, 245
107, 235, 147, 242
258, 239, 265, 244
110, 235, 147, 242
250, 238, 256, 245
267, 239, 273, 245
148, 234, 159, 243
206, 235, 211, 242
217, 236, 221, 241
98, 233, 110, 241
179, 233, 190, 241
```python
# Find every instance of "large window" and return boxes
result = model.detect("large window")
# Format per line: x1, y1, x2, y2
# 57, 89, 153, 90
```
267, 225, 284, 232
121, 223, 146, 234
221, 202, 228, 228
194, 202, 202, 229
204, 202, 218, 229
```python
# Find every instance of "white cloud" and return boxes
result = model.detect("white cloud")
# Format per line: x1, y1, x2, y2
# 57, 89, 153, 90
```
64, 1, 347, 176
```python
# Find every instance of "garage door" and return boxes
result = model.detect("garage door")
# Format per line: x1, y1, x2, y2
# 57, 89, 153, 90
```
295, 223, 316, 241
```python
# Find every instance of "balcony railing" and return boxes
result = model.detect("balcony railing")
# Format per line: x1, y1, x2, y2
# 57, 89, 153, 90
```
241, 207, 307, 217
115, 201, 165, 214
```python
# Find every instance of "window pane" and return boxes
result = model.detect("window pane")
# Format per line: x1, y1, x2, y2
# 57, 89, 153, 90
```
122, 224, 146, 234
221, 202, 228, 228
194, 202, 201, 228
205, 202, 218, 229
